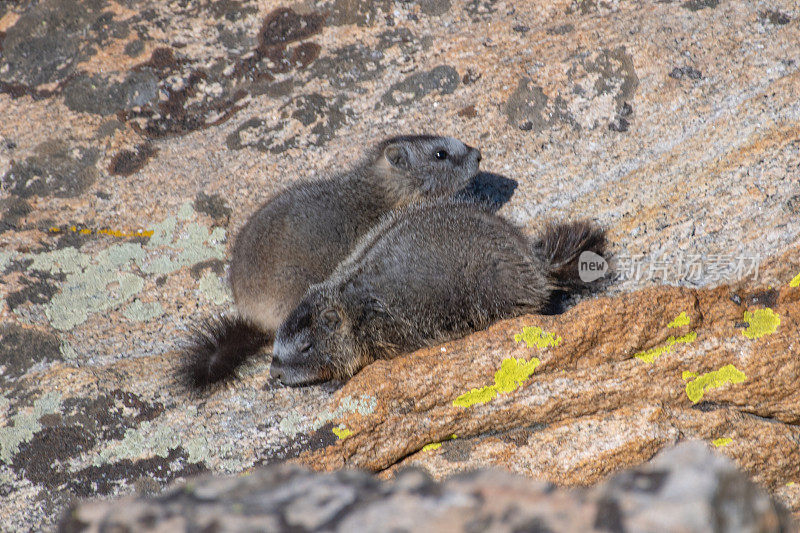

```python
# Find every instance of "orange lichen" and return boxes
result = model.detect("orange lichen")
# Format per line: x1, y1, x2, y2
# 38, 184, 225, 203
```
49, 226, 154, 238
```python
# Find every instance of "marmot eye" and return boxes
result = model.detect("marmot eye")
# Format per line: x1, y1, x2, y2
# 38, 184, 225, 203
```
300, 342, 312, 353
434, 150, 448, 160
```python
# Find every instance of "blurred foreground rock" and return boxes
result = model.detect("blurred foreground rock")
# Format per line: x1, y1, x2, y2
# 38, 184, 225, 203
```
61, 441, 794, 533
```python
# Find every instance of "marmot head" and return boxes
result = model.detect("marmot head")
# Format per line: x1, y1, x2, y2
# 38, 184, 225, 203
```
271, 286, 370, 386
372, 135, 482, 203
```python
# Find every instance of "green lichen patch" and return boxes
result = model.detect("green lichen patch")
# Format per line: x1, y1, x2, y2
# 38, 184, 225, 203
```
122, 299, 164, 322
514, 326, 562, 349
668, 311, 691, 328
453, 357, 540, 408
332, 426, 352, 440
92, 416, 229, 468
95, 420, 181, 465
712, 437, 732, 447
11, 203, 227, 330
0, 250, 16, 273
278, 412, 303, 438
45, 267, 145, 330
0, 392, 63, 463
634, 332, 697, 363
59, 341, 80, 362
685, 364, 746, 403
790, 272, 800, 288
27, 247, 92, 274
140, 220, 226, 275
146, 215, 178, 248
742, 308, 780, 339
177, 201, 195, 221
198, 271, 232, 305
7, 391, 169, 489
278, 395, 377, 439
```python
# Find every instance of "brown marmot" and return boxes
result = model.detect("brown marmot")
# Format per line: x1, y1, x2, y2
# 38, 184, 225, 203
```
180, 136, 482, 390
270, 201, 606, 386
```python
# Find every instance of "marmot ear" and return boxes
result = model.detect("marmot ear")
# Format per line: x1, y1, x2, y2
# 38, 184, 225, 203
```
320, 308, 341, 331
384, 143, 409, 169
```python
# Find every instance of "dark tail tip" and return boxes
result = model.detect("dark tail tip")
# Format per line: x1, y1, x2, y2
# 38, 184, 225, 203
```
535, 220, 608, 291
176, 315, 271, 393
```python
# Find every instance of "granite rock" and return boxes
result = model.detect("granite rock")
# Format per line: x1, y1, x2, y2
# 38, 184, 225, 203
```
59, 441, 794, 533
297, 264, 800, 497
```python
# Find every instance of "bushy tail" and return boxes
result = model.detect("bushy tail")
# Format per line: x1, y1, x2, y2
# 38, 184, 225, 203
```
177, 315, 272, 392
535, 220, 607, 291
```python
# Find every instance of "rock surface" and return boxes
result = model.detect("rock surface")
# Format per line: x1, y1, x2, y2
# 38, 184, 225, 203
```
60, 441, 795, 532
297, 266, 800, 491
1, 0, 799, 531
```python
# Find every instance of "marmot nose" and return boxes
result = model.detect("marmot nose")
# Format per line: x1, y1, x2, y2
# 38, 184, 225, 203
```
269, 361, 285, 381
475, 150, 482, 163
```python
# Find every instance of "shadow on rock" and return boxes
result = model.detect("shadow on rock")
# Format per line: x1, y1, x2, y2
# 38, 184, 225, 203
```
456, 171, 518, 212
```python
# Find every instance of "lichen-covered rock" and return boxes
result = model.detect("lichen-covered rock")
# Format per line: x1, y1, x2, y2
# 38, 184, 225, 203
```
296, 274, 800, 496
59, 441, 794, 532
1, 0, 800, 530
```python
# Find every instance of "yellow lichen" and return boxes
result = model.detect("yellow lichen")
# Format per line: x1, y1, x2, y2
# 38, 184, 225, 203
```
635, 345, 669, 364
712, 437, 732, 447
790, 273, 800, 288
682, 371, 698, 381
685, 364, 746, 403
421, 434, 457, 452
453, 357, 540, 407
494, 357, 541, 393
668, 311, 691, 328
514, 326, 561, 349
788, 481, 796, 487
742, 308, 780, 339
454, 385, 498, 406
332, 426, 352, 440
634, 332, 697, 363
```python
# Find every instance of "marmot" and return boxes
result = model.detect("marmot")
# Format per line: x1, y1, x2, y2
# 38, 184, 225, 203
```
180, 136, 482, 390
270, 201, 606, 386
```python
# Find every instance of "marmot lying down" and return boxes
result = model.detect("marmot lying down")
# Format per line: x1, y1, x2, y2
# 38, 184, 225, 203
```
270, 201, 605, 386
